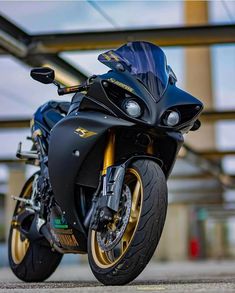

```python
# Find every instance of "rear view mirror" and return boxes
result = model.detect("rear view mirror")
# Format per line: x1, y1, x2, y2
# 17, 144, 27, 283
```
30, 67, 55, 84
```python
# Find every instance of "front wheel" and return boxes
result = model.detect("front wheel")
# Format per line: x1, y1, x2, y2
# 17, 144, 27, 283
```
88, 160, 168, 285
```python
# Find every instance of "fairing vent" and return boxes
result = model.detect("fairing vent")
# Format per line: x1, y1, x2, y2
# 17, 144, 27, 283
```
178, 105, 202, 123
103, 81, 133, 108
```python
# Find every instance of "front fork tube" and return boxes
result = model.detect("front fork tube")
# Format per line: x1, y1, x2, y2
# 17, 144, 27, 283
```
102, 130, 115, 202
102, 131, 153, 210
102, 130, 115, 176
101, 131, 117, 211
83, 131, 115, 229
147, 139, 154, 155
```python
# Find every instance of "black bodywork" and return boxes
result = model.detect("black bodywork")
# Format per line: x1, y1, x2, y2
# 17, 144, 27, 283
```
31, 42, 203, 253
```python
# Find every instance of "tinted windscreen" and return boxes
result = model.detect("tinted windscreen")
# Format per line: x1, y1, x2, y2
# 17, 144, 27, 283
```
98, 41, 169, 101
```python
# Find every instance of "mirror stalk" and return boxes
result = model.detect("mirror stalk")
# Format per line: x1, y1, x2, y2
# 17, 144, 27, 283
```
52, 80, 61, 89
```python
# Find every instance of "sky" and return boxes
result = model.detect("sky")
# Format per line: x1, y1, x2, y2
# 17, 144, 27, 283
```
0, 0, 235, 185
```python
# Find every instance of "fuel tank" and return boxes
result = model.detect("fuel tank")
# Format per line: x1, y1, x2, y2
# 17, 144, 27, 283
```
32, 101, 70, 137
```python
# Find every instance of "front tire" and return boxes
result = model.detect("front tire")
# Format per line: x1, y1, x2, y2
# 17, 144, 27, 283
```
8, 174, 63, 282
88, 160, 168, 285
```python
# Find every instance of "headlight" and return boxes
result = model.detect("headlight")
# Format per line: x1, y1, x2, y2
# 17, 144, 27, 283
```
164, 110, 180, 126
124, 100, 141, 118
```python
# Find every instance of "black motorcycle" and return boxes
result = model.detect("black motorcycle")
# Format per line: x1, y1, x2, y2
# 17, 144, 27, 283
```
8, 41, 203, 285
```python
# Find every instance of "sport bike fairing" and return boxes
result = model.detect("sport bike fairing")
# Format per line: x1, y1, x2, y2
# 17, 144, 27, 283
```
98, 41, 170, 101
94, 41, 202, 130
48, 41, 202, 236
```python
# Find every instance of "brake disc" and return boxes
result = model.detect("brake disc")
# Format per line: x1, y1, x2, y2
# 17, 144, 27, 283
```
96, 185, 132, 252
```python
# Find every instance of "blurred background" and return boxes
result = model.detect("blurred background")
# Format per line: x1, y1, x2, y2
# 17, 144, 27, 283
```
0, 0, 235, 267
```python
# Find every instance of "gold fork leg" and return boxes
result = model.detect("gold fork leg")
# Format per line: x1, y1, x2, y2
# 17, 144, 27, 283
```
102, 130, 115, 175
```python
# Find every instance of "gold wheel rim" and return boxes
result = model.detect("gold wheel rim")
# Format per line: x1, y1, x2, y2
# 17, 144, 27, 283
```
91, 168, 143, 268
11, 181, 32, 264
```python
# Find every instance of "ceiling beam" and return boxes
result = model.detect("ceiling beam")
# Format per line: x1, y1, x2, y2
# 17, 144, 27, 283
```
168, 192, 223, 205
198, 149, 235, 159
0, 118, 30, 128
0, 15, 87, 84
0, 15, 29, 40
170, 173, 235, 180
201, 110, 235, 122
1, 14, 235, 54
25, 54, 87, 85
0, 47, 7, 55
0, 158, 25, 164
182, 145, 235, 189
28, 24, 235, 53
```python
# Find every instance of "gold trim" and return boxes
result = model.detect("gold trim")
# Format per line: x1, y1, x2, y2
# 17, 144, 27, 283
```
56, 234, 79, 247
11, 181, 32, 264
91, 168, 143, 268
147, 140, 154, 155
32, 129, 42, 138
108, 51, 119, 61
107, 78, 134, 93
102, 53, 111, 61
74, 127, 97, 139
30, 118, 34, 129
11, 230, 30, 264
102, 131, 115, 175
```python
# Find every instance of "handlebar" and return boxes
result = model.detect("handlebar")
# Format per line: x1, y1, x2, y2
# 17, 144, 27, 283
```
57, 85, 87, 96
56, 75, 97, 96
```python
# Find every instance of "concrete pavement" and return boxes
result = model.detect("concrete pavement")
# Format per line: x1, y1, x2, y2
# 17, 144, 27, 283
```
1, 260, 235, 292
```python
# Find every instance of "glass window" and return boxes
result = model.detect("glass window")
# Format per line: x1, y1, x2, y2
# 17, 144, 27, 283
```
0, 1, 183, 34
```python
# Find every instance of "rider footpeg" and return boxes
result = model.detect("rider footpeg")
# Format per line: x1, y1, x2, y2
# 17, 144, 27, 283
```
16, 142, 39, 160
11, 195, 31, 204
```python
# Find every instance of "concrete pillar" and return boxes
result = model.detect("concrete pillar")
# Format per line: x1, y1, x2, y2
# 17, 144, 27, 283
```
213, 221, 225, 259
184, 0, 215, 149
156, 204, 189, 261
183, 0, 218, 260
5, 165, 25, 240
156, 1, 216, 262
184, 0, 219, 259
